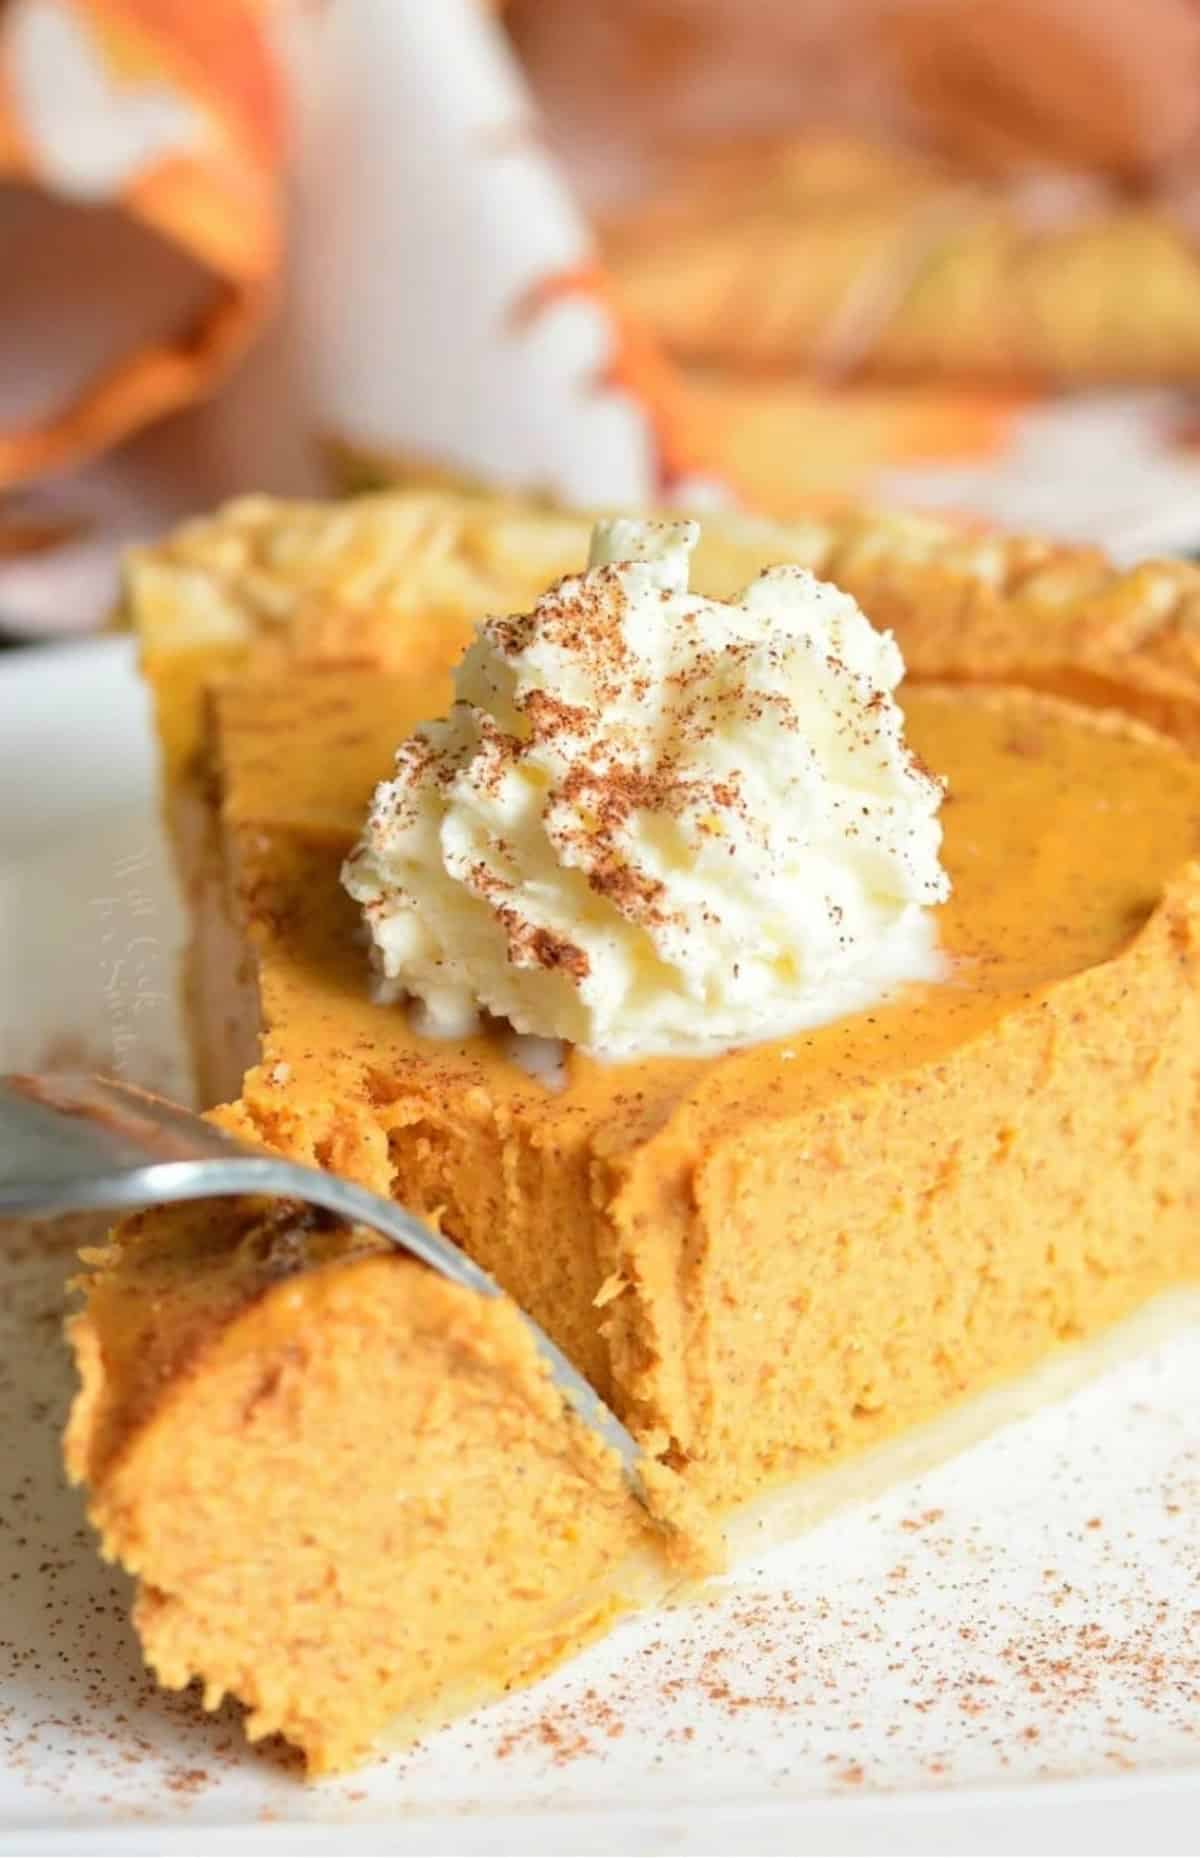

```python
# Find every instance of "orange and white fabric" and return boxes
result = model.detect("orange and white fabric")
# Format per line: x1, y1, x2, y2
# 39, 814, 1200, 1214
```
291, 0, 722, 509
0, 0, 731, 635
6, 0, 1200, 643
0, 0, 284, 490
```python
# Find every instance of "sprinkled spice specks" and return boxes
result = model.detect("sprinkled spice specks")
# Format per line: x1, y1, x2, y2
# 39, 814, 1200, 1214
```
343, 520, 952, 1059
2, 1203, 1197, 1827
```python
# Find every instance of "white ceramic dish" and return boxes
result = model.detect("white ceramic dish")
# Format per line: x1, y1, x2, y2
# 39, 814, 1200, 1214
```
1, 638, 1198, 1857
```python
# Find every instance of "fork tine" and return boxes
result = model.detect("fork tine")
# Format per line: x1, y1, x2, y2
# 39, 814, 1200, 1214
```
1, 1072, 653, 1505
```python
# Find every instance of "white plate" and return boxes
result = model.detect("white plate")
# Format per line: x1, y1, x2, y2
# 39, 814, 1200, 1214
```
1, 638, 1199, 1857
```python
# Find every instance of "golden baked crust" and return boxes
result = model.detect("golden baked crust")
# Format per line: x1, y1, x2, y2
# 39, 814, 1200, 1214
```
123, 490, 1200, 809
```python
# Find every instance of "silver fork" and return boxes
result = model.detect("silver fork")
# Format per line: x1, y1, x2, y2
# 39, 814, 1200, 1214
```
0, 1072, 645, 1489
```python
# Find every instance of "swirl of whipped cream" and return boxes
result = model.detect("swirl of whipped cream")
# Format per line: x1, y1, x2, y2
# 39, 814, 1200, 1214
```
343, 519, 950, 1058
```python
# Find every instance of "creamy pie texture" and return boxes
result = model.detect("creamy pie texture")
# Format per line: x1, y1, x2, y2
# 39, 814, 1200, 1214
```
343, 519, 950, 1057
62, 489, 1200, 1774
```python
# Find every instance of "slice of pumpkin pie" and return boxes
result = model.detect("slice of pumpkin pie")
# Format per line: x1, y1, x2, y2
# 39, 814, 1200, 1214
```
66, 1199, 691, 1777
67, 498, 1200, 1772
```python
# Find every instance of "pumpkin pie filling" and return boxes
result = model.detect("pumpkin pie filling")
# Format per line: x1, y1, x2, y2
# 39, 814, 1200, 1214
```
65, 1200, 679, 1777
65, 494, 1200, 1773
201, 667, 1200, 1506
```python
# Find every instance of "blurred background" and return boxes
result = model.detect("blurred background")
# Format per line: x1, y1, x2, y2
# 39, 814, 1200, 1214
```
5, 0, 1200, 641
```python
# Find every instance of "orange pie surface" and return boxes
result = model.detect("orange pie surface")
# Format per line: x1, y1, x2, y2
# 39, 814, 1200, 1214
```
204, 667, 1200, 1500
66, 493, 1200, 1773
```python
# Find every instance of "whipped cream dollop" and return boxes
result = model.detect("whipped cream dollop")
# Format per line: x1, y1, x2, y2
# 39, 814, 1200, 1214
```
342, 519, 950, 1059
